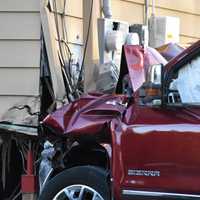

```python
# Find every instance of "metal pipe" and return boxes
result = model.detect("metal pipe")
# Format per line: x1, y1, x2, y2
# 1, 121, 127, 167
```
152, 0, 155, 16
102, 0, 112, 18
144, 0, 149, 25
27, 150, 34, 175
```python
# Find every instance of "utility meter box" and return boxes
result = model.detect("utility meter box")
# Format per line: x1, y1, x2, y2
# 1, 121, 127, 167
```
98, 18, 129, 65
129, 24, 149, 47
149, 16, 180, 48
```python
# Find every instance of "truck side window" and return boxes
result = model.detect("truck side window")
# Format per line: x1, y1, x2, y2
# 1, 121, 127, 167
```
168, 56, 200, 104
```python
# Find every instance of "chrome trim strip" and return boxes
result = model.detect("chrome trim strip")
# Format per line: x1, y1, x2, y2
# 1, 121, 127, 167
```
122, 190, 200, 199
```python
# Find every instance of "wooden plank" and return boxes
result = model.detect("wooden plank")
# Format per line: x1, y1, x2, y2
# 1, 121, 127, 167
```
0, 68, 40, 96
40, 2, 67, 104
83, 0, 101, 92
0, 12, 40, 40
0, 0, 40, 12
0, 41, 40, 68
112, 0, 144, 24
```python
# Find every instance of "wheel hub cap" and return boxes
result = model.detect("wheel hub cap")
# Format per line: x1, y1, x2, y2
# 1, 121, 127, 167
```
53, 184, 104, 200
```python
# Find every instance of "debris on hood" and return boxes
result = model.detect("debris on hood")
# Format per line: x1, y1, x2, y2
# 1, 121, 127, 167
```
156, 43, 184, 61
95, 62, 119, 93
144, 46, 168, 77
116, 45, 167, 94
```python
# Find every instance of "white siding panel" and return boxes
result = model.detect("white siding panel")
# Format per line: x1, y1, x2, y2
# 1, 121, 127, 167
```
0, 41, 40, 68
0, 13, 41, 40
0, 68, 40, 96
0, 0, 40, 12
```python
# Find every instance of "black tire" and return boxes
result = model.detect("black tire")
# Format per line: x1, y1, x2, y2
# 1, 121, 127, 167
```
39, 165, 110, 200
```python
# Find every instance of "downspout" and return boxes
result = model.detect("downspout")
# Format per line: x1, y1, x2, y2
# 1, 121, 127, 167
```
152, 0, 155, 16
102, 0, 112, 18
144, 0, 149, 26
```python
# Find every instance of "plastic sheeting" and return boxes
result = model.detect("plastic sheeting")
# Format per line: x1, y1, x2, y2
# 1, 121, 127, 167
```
144, 46, 167, 77
39, 141, 55, 193
157, 43, 184, 61
170, 56, 200, 103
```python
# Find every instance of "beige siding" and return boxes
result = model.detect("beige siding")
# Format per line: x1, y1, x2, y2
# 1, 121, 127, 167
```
65, 0, 83, 18
111, 0, 200, 46
49, 0, 83, 45
151, 0, 200, 15
111, 0, 144, 24
0, 0, 41, 122
65, 0, 84, 67
120, 0, 200, 15
0, 0, 84, 123
0, 0, 40, 12
155, 7, 200, 43
0, 41, 40, 68
65, 16, 83, 45
0, 68, 40, 96
0, 13, 40, 40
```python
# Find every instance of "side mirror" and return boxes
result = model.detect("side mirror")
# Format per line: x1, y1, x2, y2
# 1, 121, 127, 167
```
147, 64, 163, 85
142, 64, 163, 106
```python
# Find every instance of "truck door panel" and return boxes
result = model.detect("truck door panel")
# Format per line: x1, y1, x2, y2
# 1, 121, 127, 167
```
121, 106, 200, 194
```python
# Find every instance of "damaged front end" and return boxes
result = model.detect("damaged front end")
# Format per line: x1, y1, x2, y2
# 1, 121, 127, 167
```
38, 44, 168, 191
42, 93, 127, 139
39, 93, 128, 190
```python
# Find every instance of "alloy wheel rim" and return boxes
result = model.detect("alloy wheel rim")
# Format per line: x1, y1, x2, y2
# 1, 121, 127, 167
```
53, 184, 104, 200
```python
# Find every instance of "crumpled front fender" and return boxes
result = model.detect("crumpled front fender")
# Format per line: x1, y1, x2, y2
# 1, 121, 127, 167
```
42, 93, 127, 140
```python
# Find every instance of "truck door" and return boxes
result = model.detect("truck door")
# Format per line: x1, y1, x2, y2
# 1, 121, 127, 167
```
120, 105, 200, 199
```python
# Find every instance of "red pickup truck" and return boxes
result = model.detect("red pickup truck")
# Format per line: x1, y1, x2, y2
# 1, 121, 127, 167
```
39, 41, 200, 200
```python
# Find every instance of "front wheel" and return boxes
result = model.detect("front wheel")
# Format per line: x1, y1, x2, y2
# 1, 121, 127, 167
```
39, 166, 110, 200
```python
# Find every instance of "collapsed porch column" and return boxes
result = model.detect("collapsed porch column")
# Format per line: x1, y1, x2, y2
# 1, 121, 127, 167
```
83, 0, 101, 92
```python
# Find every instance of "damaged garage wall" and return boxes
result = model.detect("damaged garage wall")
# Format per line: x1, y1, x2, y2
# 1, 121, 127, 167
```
40, 0, 84, 104
0, 0, 41, 127
0, 0, 84, 128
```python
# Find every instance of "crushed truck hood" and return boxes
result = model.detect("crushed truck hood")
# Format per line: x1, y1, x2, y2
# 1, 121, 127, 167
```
42, 93, 127, 137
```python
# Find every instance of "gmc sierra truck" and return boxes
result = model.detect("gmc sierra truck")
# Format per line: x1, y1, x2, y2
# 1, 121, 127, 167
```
39, 41, 200, 200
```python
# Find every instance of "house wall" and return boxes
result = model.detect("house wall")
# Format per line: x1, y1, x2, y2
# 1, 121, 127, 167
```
0, 0, 199, 115
64, 0, 83, 62
111, 0, 200, 46
51, 0, 200, 51
0, 0, 84, 123
83, 0, 200, 91
0, 0, 41, 121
